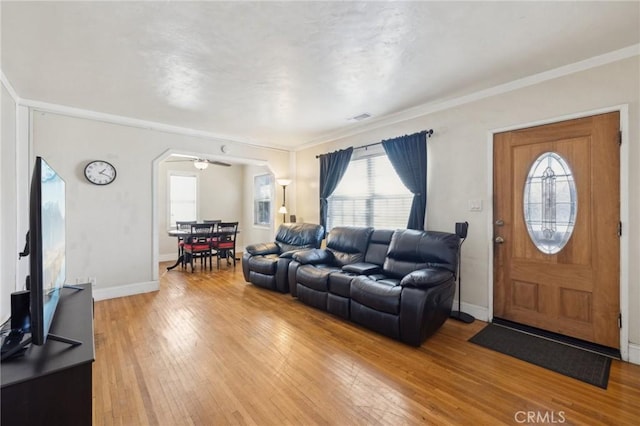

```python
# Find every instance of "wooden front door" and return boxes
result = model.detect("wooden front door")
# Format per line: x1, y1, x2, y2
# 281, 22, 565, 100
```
493, 112, 620, 349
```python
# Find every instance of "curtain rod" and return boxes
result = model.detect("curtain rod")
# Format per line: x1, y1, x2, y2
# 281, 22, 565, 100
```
316, 129, 433, 158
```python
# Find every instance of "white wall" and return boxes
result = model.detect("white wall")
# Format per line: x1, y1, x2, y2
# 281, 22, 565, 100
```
157, 160, 245, 261
30, 111, 291, 300
295, 56, 640, 352
1, 81, 17, 320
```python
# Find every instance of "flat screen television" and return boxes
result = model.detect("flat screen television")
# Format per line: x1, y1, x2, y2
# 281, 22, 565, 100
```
29, 156, 67, 345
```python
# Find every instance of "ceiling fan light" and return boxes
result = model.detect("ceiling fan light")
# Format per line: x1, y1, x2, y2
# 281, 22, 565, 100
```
194, 160, 209, 170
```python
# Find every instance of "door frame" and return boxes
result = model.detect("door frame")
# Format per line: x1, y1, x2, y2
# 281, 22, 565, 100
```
487, 104, 630, 361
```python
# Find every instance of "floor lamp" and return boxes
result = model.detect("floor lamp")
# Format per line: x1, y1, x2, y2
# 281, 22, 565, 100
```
450, 221, 474, 323
277, 179, 291, 223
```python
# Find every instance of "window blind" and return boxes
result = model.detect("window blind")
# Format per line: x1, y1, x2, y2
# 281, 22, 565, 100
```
327, 153, 412, 230
169, 174, 197, 225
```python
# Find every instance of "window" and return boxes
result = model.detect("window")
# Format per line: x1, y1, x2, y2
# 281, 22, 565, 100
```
523, 152, 577, 254
328, 149, 412, 230
169, 173, 197, 226
254, 174, 273, 226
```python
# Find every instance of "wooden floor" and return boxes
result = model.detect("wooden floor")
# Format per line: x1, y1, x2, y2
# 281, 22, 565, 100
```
93, 262, 640, 425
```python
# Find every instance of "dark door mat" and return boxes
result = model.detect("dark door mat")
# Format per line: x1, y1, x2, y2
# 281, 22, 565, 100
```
469, 323, 612, 389
493, 317, 621, 359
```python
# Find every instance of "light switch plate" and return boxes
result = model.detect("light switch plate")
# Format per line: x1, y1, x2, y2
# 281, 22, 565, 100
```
468, 199, 483, 212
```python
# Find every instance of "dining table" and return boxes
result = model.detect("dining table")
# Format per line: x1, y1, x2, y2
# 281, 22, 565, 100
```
166, 227, 239, 271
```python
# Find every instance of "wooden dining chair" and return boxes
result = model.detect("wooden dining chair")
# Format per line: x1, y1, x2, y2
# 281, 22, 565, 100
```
175, 220, 197, 269
182, 223, 215, 272
211, 222, 238, 269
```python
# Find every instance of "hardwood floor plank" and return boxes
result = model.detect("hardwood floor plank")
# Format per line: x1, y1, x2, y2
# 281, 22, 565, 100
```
92, 262, 640, 425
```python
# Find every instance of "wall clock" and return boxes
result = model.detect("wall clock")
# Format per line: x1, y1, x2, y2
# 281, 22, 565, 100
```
84, 160, 117, 185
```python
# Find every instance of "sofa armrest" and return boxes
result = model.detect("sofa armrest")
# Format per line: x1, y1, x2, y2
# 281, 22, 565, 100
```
293, 248, 334, 265
246, 242, 280, 256
279, 248, 314, 259
400, 269, 454, 289
342, 262, 381, 275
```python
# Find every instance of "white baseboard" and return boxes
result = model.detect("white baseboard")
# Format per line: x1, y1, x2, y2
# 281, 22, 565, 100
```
452, 300, 490, 322
93, 280, 159, 301
159, 252, 180, 262
628, 343, 640, 365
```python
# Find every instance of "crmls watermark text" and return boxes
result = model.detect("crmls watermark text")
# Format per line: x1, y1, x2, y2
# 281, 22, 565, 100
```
514, 411, 566, 424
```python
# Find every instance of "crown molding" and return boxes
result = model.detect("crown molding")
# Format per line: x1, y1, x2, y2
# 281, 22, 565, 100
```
295, 43, 640, 151
21, 98, 292, 152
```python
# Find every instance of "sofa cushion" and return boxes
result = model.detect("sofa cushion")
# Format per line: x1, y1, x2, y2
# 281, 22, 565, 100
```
297, 265, 340, 292
383, 230, 460, 278
248, 254, 279, 275
275, 223, 325, 252
326, 226, 374, 267
350, 276, 402, 315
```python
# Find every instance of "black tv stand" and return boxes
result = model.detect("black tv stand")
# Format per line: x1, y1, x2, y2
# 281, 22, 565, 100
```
1, 283, 94, 425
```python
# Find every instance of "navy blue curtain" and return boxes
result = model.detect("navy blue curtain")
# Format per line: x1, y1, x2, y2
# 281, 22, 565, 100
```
319, 147, 353, 232
382, 131, 428, 229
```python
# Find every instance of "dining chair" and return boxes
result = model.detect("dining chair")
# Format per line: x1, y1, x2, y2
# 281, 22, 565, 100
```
175, 220, 197, 268
182, 223, 215, 272
211, 222, 238, 269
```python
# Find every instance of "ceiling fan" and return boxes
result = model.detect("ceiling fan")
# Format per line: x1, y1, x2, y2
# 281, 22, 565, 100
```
165, 156, 232, 170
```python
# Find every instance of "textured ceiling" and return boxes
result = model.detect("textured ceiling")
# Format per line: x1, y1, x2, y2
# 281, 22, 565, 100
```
2, 1, 639, 149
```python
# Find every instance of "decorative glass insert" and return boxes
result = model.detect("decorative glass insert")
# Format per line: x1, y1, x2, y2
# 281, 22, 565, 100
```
523, 152, 577, 254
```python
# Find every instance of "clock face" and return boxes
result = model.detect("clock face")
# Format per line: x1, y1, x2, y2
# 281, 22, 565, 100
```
84, 160, 116, 185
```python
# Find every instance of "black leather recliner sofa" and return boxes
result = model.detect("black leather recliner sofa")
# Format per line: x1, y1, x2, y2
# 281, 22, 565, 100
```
288, 226, 459, 346
242, 223, 324, 293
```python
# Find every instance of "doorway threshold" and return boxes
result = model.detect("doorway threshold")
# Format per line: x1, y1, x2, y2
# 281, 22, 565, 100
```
492, 317, 621, 360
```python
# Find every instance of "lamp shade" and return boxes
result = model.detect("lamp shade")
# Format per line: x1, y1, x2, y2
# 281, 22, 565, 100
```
277, 178, 292, 186
278, 205, 288, 214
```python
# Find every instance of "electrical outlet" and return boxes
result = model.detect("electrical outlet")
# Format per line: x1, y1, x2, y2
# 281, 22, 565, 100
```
88, 277, 96, 287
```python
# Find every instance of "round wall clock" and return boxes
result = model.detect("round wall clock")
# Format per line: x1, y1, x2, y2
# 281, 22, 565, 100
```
84, 160, 117, 185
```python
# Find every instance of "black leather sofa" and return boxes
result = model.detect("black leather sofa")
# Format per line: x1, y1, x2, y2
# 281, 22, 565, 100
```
288, 226, 459, 346
242, 223, 324, 293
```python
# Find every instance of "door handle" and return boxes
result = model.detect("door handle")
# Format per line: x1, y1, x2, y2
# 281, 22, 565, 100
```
495, 236, 505, 244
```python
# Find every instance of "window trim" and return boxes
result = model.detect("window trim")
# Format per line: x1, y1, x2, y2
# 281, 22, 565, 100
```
167, 170, 199, 229
253, 173, 274, 228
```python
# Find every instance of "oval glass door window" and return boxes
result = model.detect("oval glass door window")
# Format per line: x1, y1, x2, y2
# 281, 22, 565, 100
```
523, 152, 577, 254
